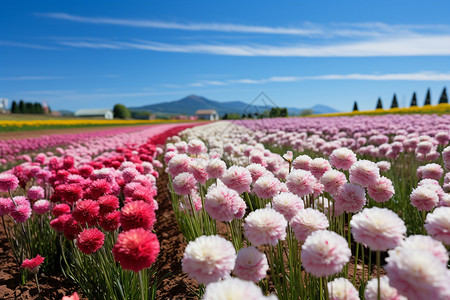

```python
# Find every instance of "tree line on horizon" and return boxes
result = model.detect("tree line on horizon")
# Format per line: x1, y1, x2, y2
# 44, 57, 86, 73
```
10, 100, 49, 114
223, 107, 289, 119
353, 87, 448, 111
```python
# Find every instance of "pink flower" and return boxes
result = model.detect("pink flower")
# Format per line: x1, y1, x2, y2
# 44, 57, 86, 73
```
334, 183, 366, 213
301, 230, 351, 277
113, 228, 160, 272
410, 185, 439, 211
398, 235, 448, 265
0, 173, 19, 192
182, 235, 236, 285
175, 141, 188, 153
309, 158, 331, 179
416, 141, 433, 154
320, 170, 347, 196
27, 186, 45, 201
221, 166, 252, 194
204, 184, 246, 222
203, 277, 275, 300
76, 228, 105, 254
167, 154, 191, 177
329, 148, 357, 170
120, 200, 156, 231
327, 278, 359, 300
62, 292, 80, 300
97, 195, 120, 216
367, 176, 395, 203
179, 192, 203, 212
52, 203, 71, 217
233, 246, 268, 282
286, 169, 317, 197
172, 172, 198, 196
244, 208, 287, 246
283, 151, 293, 162
421, 163, 444, 180
376, 161, 391, 173
272, 192, 304, 221
252, 174, 281, 199
187, 139, 207, 155
206, 158, 227, 179
99, 211, 120, 231
292, 155, 312, 171
290, 208, 329, 241
364, 276, 406, 300
188, 159, 209, 184
349, 160, 380, 187
32, 199, 51, 214
350, 207, 406, 251
10, 197, 32, 223
72, 199, 100, 225
424, 207, 450, 245
21, 254, 45, 272
385, 247, 450, 299
246, 164, 268, 183
0, 197, 12, 216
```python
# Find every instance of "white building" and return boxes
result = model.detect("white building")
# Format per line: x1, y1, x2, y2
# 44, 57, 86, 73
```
196, 109, 219, 121
0, 98, 8, 113
75, 108, 114, 119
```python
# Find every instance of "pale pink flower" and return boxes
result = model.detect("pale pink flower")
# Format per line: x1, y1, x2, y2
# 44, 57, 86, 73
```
410, 185, 439, 211
292, 155, 312, 171
364, 276, 406, 300
376, 161, 391, 173
334, 183, 366, 213
398, 235, 448, 265
309, 158, 331, 179
179, 192, 203, 212
435, 131, 450, 145
290, 208, 329, 241
416, 141, 433, 154
32, 199, 51, 214
424, 207, 450, 245
204, 184, 246, 222
246, 164, 268, 183
206, 158, 226, 179
164, 151, 177, 164
172, 172, 197, 196
286, 169, 317, 197
0, 173, 19, 192
329, 148, 357, 170
187, 139, 207, 155
282, 151, 293, 162
301, 230, 351, 277
272, 192, 304, 221
10, 197, 32, 223
367, 176, 395, 203
244, 208, 287, 246
320, 170, 347, 196
182, 235, 236, 285
175, 141, 188, 153
252, 174, 281, 199
203, 277, 276, 300
421, 163, 444, 180
349, 160, 380, 187
233, 246, 269, 282
221, 166, 252, 194
188, 159, 209, 184
385, 247, 450, 299
0, 197, 12, 216
27, 186, 45, 201
327, 278, 359, 300
350, 207, 406, 251
167, 154, 191, 177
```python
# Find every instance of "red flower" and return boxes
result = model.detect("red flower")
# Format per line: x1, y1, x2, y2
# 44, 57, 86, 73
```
52, 203, 71, 217
120, 200, 155, 231
72, 200, 99, 225
21, 254, 45, 272
76, 228, 104, 254
99, 211, 120, 231
86, 179, 113, 199
50, 214, 72, 232
63, 215, 82, 240
55, 183, 84, 204
97, 195, 119, 216
112, 228, 160, 272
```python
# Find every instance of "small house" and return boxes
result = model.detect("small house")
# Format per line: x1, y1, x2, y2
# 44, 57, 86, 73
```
75, 108, 114, 119
195, 109, 219, 121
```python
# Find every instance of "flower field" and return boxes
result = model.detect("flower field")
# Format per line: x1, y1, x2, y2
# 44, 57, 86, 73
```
1, 115, 449, 299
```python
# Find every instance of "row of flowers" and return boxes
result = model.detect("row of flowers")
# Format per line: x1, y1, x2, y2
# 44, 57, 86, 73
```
164, 120, 450, 299
0, 123, 196, 299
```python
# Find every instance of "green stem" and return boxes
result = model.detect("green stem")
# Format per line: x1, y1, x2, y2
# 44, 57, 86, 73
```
139, 270, 145, 300
34, 272, 41, 298
377, 251, 381, 300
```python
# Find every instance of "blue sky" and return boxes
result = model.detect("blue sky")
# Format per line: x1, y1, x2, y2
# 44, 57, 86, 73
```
1, 0, 450, 112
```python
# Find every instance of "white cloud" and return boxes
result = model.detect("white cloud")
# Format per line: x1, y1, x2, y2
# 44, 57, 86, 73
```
0, 41, 57, 50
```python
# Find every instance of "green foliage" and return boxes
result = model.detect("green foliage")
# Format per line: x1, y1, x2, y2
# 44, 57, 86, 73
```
353, 101, 359, 111
376, 98, 383, 109
439, 87, 448, 104
410, 92, 417, 107
390, 94, 399, 108
113, 104, 131, 119
11, 100, 46, 114
222, 113, 241, 119
424, 88, 431, 106
11, 101, 19, 113
269, 107, 288, 118
19, 100, 25, 113
131, 110, 151, 120
300, 109, 314, 116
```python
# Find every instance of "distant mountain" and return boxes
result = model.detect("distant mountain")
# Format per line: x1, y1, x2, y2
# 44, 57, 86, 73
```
130, 95, 338, 116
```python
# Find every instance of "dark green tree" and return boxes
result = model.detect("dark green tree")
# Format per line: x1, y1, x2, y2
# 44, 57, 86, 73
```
223, 113, 228, 120
19, 100, 25, 113
424, 89, 431, 106
280, 108, 288, 117
113, 104, 131, 119
376, 98, 383, 109
353, 101, 359, 111
26, 102, 34, 113
300, 109, 314, 116
11, 101, 19, 113
410, 92, 417, 107
391, 94, 399, 108
269, 107, 281, 118
439, 87, 448, 104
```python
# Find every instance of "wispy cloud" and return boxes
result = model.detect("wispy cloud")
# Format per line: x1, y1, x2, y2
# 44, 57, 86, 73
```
0, 76, 65, 81
57, 35, 450, 57
0, 41, 57, 50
